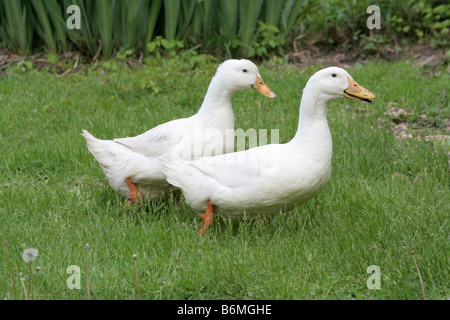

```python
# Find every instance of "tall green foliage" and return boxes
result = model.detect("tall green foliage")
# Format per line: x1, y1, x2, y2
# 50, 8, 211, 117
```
96, 0, 118, 59
0, 0, 34, 56
218, 0, 238, 43
0, 0, 447, 59
143, 0, 163, 47
238, 0, 264, 56
64, 0, 100, 55
163, 0, 180, 40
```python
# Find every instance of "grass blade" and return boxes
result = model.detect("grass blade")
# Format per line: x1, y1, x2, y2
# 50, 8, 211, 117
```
238, 0, 264, 56
263, 0, 285, 27
178, 0, 197, 39
96, 0, 117, 58
143, 0, 163, 48
31, 0, 57, 52
218, 0, 238, 42
164, 0, 181, 40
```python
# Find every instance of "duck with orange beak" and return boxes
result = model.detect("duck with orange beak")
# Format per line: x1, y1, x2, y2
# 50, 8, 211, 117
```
162, 67, 376, 235
82, 59, 276, 207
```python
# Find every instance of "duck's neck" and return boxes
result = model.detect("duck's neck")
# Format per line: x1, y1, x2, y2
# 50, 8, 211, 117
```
197, 76, 234, 117
292, 87, 331, 142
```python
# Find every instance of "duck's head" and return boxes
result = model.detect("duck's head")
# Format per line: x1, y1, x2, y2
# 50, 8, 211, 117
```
306, 67, 375, 104
214, 59, 277, 99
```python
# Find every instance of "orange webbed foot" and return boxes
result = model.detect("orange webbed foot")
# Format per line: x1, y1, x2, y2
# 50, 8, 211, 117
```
125, 177, 142, 213
199, 199, 214, 236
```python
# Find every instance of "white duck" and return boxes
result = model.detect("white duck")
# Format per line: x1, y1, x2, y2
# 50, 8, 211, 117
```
162, 67, 376, 235
82, 59, 276, 205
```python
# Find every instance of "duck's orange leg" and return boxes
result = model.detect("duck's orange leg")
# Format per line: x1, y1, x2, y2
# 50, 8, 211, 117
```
126, 177, 141, 208
199, 199, 214, 236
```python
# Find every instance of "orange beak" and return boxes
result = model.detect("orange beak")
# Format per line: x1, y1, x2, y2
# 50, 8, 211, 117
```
344, 77, 376, 104
251, 76, 277, 99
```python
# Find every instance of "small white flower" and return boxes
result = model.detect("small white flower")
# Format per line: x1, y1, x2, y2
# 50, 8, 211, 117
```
22, 248, 39, 263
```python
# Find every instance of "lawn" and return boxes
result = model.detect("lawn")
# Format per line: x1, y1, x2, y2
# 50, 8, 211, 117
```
0, 57, 448, 300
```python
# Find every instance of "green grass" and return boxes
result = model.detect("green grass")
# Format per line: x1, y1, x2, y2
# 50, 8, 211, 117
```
0, 58, 448, 300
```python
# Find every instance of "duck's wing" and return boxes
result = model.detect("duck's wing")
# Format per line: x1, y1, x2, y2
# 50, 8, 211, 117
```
165, 144, 282, 189
113, 117, 192, 158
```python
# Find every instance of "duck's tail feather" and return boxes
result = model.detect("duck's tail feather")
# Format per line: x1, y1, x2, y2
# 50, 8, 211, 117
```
160, 158, 186, 189
81, 129, 130, 169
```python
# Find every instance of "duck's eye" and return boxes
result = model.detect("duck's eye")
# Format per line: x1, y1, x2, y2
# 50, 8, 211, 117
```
331, 73, 337, 78
243, 69, 247, 73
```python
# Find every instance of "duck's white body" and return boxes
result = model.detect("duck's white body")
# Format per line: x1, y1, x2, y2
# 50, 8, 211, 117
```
163, 138, 331, 218
162, 67, 375, 220
83, 59, 275, 199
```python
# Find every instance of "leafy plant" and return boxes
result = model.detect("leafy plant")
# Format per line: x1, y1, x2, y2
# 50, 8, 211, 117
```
249, 22, 285, 57
146, 36, 184, 58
